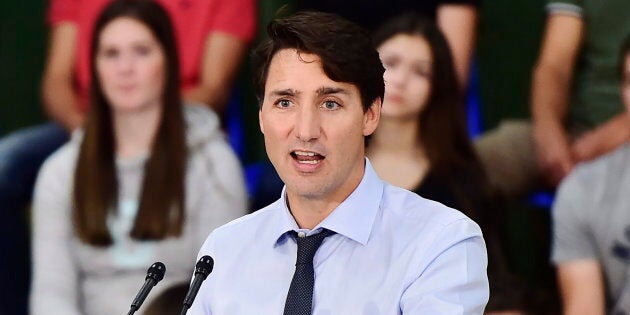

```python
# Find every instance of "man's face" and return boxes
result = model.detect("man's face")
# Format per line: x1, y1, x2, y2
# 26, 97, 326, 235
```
259, 49, 380, 203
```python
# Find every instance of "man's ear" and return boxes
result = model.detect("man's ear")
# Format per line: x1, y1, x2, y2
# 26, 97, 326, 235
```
363, 98, 381, 136
259, 109, 265, 134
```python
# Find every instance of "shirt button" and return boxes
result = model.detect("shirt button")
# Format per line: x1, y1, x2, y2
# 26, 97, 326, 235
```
297, 232, 306, 238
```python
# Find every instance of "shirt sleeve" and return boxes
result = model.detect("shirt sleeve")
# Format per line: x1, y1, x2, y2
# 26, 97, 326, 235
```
29, 148, 82, 315
207, 0, 257, 42
546, 0, 583, 18
47, 0, 80, 25
551, 168, 598, 264
400, 218, 489, 314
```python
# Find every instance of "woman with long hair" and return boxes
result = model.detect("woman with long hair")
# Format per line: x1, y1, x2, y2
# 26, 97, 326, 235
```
30, 1, 246, 314
368, 14, 525, 314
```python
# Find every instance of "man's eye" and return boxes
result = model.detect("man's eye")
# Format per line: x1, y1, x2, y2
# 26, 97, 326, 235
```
276, 99, 292, 108
322, 100, 340, 110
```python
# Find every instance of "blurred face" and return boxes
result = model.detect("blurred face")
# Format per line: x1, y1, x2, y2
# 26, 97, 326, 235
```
259, 49, 380, 202
623, 54, 630, 113
96, 17, 165, 113
378, 34, 432, 120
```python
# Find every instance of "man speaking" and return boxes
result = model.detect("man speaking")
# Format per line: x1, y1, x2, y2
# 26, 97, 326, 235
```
189, 11, 489, 314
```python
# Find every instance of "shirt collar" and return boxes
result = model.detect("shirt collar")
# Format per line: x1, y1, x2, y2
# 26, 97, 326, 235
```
273, 158, 384, 246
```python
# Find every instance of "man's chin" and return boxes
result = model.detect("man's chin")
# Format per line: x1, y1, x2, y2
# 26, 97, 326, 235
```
285, 182, 326, 200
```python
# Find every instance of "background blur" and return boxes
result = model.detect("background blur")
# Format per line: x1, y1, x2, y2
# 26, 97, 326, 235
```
0, 0, 545, 156
0, 0, 557, 312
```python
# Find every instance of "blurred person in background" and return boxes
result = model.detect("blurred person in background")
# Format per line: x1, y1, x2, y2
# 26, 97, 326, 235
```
476, 0, 630, 197
43, 0, 255, 124
367, 14, 525, 314
295, 0, 478, 90
532, 1, 630, 186
0, 0, 254, 312
551, 35, 630, 315
29, 1, 247, 314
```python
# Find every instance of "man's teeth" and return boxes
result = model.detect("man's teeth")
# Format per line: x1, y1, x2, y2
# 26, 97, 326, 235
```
297, 160, 319, 164
294, 151, 316, 156
293, 151, 322, 165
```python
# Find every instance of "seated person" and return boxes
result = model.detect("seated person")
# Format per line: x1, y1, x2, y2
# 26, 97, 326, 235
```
0, 1, 253, 311
29, 1, 247, 314
367, 13, 525, 314
476, 0, 630, 197
551, 35, 630, 314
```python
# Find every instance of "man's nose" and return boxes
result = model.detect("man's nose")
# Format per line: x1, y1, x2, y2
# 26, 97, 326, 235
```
295, 106, 321, 142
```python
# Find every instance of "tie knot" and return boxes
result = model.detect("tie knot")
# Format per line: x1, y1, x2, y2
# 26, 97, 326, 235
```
292, 229, 335, 265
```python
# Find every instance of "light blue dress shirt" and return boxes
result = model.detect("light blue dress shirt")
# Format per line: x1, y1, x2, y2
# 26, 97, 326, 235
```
189, 159, 489, 314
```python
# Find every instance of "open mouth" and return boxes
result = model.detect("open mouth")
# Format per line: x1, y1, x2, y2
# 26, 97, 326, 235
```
291, 150, 325, 165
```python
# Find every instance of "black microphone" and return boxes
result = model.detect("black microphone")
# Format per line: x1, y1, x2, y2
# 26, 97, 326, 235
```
180, 255, 214, 315
127, 262, 166, 315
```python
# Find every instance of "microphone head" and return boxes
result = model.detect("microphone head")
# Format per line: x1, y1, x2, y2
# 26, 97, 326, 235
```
195, 255, 214, 279
146, 262, 166, 283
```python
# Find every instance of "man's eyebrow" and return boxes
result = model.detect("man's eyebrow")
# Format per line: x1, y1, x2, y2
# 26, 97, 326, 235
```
316, 86, 349, 96
269, 89, 299, 97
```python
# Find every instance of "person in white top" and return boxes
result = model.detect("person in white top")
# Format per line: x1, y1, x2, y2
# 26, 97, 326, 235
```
29, 1, 247, 314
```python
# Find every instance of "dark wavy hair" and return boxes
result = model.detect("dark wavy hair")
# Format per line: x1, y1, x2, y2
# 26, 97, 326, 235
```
374, 13, 523, 312
373, 14, 491, 217
73, 0, 186, 246
251, 11, 385, 112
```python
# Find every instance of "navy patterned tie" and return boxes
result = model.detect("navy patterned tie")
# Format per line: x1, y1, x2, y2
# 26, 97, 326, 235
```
283, 228, 335, 315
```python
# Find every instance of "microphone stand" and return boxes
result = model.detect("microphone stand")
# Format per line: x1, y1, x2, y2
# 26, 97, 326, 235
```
127, 262, 166, 315
180, 255, 214, 315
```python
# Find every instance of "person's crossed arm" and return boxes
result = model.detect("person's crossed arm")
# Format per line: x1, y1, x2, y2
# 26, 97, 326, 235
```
571, 112, 630, 162
531, 14, 584, 186
41, 22, 84, 132
436, 3, 478, 90
183, 32, 250, 114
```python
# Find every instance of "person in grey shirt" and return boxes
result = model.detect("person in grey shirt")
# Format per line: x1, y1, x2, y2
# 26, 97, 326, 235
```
552, 35, 630, 315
